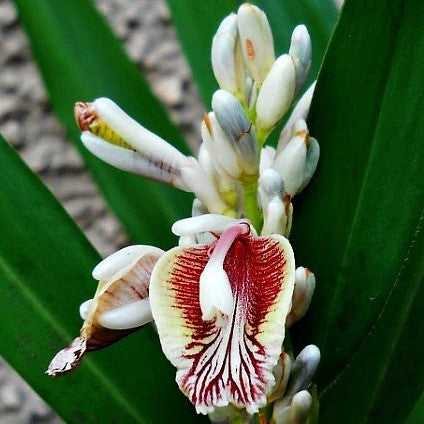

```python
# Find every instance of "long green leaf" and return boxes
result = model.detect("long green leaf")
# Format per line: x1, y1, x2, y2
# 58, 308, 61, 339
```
13, 0, 192, 249
290, 0, 424, 421
0, 136, 204, 423
167, 0, 338, 107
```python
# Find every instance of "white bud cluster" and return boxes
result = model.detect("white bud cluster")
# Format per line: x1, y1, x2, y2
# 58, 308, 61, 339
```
76, 3, 319, 237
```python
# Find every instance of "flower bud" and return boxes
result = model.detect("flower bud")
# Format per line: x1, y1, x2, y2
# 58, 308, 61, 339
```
289, 25, 312, 97
268, 352, 292, 403
286, 267, 316, 327
273, 132, 308, 197
290, 390, 313, 424
201, 112, 241, 180
259, 145, 276, 176
277, 81, 316, 154
237, 3, 275, 83
211, 14, 245, 99
256, 54, 296, 133
285, 345, 321, 399
212, 89, 259, 177
259, 169, 293, 236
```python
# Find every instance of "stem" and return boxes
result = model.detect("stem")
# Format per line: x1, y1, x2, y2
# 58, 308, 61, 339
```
242, 179, 262, 232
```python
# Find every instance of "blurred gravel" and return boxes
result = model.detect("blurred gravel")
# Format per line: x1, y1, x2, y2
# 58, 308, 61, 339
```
0, 0, 204, 422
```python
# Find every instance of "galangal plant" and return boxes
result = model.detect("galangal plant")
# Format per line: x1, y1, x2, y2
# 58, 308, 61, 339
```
1, 0, 423, 423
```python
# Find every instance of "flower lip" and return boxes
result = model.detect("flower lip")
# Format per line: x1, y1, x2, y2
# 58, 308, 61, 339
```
149, 228, 295, 414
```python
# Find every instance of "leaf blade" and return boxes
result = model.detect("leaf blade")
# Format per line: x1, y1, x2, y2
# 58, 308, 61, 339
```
0, 136, 204, 423
290, 0, 424, 421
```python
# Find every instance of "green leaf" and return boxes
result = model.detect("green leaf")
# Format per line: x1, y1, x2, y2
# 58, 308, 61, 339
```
406, 392, 424, 424
0, 136, 204, 423
167, 0, 338, 107
13, 0, 192, 249
290, 0, 424, 422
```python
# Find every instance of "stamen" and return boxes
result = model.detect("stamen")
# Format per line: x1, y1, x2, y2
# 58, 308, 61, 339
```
199, 222, 250, 320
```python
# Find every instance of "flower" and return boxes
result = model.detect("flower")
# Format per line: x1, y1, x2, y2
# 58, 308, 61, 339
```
48, 3, 321, 422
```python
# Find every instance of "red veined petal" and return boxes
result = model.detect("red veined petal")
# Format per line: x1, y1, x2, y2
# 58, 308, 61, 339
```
47, 247, 162, 377
150, 234, 295, 414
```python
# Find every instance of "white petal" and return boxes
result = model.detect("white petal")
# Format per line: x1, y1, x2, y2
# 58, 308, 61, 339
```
256, 54, 296, 131
79, 299, 92, 321
82, 132, 191, 190
237, 4, 275, 83
171, 214, 239, 237
277, 81, 316, 153
93, 98, 184, 160
92, 245, 164, 283
178, 235, 197, 247
98, 298, 152, 330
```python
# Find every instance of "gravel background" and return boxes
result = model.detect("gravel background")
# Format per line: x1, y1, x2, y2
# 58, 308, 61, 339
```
0, 0, 204, 422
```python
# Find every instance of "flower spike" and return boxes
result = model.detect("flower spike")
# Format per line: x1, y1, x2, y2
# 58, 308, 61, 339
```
149, 225, 295, 414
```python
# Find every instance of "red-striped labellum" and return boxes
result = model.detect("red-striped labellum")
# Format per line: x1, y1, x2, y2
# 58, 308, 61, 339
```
150, 225, 295, 414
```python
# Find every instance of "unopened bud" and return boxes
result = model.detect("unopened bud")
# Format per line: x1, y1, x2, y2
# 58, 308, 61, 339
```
268, 352, 292, 403
290, 390, 313, 424
286, 345, 321, 399
289, 25, 312, 97
299, 137, 320, 192
211, 14, 245, 99
277, 81, 316, 153
201, 112, 241, 180
237, 3, 275, 83
212, 89, 259, 177
256, 54, 296, 133
273, 131, 308, 197
259, 145, 276, 176
286, 267, 316, 327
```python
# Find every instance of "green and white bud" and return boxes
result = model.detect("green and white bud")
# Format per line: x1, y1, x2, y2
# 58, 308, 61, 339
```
289, 25, 312, 97
211, 14, 245, 100
256, 54, 296, 134
212, 89, 259, 177
201, 112, 241, 180
237, 3, 275, 83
